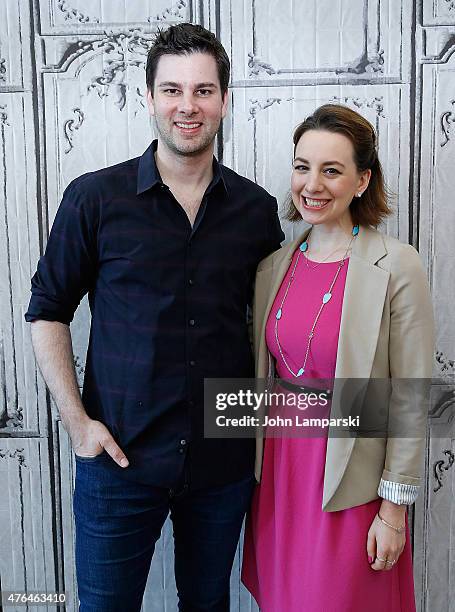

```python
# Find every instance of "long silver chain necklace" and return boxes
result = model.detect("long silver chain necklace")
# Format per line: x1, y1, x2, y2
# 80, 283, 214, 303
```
274, 225, 359, 378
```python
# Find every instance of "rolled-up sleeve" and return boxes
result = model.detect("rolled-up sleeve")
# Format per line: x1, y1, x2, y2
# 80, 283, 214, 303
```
25, 178, 98, 325
380, 244, 435, 495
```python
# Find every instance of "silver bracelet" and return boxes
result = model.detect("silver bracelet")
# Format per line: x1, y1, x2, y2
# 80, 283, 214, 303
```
377, 512, 405, 534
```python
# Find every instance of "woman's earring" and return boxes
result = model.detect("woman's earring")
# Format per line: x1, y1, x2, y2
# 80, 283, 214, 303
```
356, 192, 362, 198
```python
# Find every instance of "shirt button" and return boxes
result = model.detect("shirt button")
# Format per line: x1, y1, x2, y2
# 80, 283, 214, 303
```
180, 439, 187, 446
179, 448, 185, 454
189, 319, 195, 326
188, 400, 195, 407
188, 279, 194, 286
189, 360, 195, 367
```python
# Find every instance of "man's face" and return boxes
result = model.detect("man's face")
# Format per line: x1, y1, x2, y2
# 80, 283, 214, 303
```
146, 52, 228, 157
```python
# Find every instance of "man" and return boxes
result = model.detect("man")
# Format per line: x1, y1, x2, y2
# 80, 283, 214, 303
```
26, 23, 283, 612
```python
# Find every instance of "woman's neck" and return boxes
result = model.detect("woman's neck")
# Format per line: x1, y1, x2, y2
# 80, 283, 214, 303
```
305, 219, 356, 262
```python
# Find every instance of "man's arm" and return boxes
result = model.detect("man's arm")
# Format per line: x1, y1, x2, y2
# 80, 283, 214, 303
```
31, 319, 129, 467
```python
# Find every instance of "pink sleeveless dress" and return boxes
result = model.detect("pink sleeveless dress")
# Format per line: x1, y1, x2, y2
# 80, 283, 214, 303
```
242, 250, 416, 612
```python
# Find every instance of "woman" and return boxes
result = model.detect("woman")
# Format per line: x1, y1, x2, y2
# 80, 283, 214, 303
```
242, 104, 434, 611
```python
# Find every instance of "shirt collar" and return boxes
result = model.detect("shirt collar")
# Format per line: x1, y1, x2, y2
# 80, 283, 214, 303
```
137, 140, 228, 196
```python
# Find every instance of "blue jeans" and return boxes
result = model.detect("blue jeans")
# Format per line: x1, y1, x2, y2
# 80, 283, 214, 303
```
73, 452, 255, 612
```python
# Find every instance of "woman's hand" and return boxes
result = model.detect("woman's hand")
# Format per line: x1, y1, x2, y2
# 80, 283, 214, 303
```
367, 500, 406, 571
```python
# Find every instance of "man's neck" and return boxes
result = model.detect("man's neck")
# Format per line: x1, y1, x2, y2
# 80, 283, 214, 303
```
155, 140, 214, 192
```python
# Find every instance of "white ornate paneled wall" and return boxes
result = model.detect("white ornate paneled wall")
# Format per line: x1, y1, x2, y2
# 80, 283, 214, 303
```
0, 1, 454, 610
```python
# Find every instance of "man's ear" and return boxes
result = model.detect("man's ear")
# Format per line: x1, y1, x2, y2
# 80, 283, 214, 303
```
221, 90, 229, 119
146, 89, 155, 116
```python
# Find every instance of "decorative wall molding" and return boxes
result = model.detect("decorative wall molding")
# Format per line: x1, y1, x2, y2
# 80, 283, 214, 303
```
148, 0, 188, 22
247, 0, 386, 78
421, 31, 455, 62
247, 54, 277, 77
248, 96, 294, 120
57, 0, 99, 24
329, 96, 386, 118
0, 103, 8, 125
44, 30, 153, 75
74, 356, 85, 379
63, 108, 84, 154
441, 99, 455, 146
45, 30, 153, 116
422, 0, 455, 26
433, 449, 455, 492
0, 448, 27, 467
436, 350, 455, 376
41, 0, 192, 33
246, 48, 385, 79
3, 407, 24, 429
222, 0, 410, 86
0, 58, 6, 82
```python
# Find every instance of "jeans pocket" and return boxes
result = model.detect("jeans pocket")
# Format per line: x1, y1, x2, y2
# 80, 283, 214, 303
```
75, 451, 109, 462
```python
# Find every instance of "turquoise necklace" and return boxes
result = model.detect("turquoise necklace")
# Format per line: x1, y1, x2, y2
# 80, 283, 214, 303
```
274, 225, 359, 378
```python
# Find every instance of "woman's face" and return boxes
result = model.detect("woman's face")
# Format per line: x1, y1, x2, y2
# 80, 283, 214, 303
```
291, 129, 371, 228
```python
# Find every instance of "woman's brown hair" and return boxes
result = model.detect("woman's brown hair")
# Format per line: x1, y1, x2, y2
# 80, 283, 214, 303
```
285, 104, 392, 227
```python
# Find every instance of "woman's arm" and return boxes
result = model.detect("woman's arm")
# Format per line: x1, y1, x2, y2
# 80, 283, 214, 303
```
369, 243, 435, 570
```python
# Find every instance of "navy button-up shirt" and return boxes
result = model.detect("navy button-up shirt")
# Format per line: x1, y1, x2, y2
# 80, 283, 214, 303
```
26, 141, 284, 488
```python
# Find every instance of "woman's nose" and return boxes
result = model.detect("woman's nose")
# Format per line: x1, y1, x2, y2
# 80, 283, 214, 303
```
304, 172, 323, 193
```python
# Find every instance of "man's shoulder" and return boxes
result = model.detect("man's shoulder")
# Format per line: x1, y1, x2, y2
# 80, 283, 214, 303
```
67, 156, 139, 198
219, 164, 275, 203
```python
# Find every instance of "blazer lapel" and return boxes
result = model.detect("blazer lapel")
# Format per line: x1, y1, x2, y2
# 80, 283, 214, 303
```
335, 226, 390, 379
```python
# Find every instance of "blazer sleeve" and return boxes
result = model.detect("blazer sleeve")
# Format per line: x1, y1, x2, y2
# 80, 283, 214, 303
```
381, 243, 435, 490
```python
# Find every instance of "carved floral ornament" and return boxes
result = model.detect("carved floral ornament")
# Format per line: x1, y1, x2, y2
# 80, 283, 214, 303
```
63, 108, 84, 153
0, 104, 8, 126
434, 449, 455, 492
248, 96, 386, 121
56, 0, 187, 24
58, 30, 152, 153
57, 0, 98, 24
436, 350, 455, 376
0, 58, 6, 82
441, 100, 455, 147
0, 448, 27, 467
247, 50, 384, 79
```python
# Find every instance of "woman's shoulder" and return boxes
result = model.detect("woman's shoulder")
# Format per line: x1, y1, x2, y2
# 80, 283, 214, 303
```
256, 241, 294, 274
367, 227, 426, 278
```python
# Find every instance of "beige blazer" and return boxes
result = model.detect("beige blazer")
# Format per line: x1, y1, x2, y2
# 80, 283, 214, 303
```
253, 225, 435, 512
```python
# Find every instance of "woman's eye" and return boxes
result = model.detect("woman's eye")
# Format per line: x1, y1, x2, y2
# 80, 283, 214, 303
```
293, 165, 308, 172
324, 168, 340, 175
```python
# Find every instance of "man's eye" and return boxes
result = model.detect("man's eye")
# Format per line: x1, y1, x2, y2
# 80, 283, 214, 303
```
164, 89, 180, 95
197, 89, 211, 96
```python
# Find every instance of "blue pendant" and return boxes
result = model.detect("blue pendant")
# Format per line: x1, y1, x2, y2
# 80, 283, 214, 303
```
276, 308, 282, 320
299, 241, 308, 252
322, 292, 332, 304
297, 368, 304, 377
352, 224, 359, 236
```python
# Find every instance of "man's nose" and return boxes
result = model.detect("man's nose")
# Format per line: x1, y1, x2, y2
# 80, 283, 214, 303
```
178, 93, 198, 115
